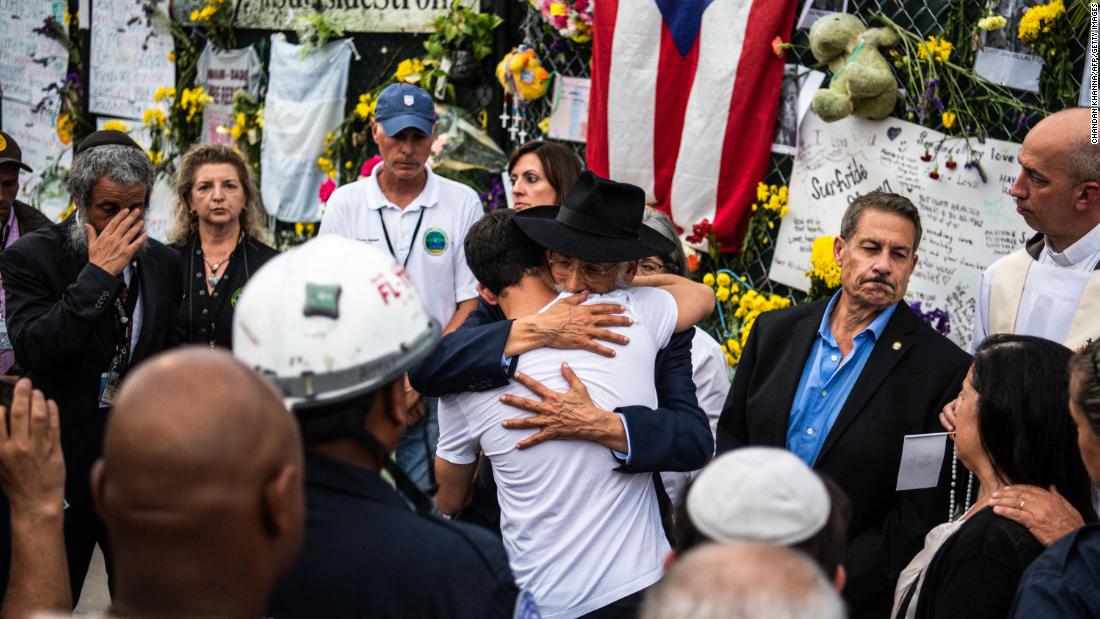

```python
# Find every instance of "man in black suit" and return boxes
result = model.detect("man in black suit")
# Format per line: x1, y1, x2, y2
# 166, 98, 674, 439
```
0, 130, 180, 603
716, 191, 970, 619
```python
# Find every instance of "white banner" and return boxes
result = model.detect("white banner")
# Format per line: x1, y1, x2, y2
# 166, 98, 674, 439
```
0, 0, 70, 107
261, 35, 351, 223
770, 113, 1034, 349
89, 0, 175, 120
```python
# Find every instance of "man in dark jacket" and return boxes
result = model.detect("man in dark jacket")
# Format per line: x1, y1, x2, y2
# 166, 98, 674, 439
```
0, 130, 180, 604
0, 130, 54, 376
716, 192, 970, 619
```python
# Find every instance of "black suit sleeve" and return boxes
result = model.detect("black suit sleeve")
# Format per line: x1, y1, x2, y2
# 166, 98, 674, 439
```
615, 329, 713, 473
408, 300, 515, 397
715, 314, 763, 452
1, 242, 122, 373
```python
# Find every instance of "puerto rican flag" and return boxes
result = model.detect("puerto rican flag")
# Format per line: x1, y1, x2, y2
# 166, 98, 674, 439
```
587, 0, 797, 246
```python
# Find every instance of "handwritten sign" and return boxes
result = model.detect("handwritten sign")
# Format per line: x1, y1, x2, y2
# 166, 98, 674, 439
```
2, 99, 71, 222
174, 0, 461, 32
0, 0, 69, 106
770, 113, 1033, 349
89, 0, 175, 120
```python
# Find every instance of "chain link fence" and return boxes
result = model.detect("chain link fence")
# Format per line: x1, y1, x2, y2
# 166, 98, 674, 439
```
507, 0, 1091, 301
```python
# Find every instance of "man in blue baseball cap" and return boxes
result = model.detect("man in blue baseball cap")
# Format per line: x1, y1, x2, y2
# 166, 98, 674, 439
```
318, 82, 483, 496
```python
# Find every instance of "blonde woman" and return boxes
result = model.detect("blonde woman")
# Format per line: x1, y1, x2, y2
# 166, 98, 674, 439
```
169, 144, 277, 349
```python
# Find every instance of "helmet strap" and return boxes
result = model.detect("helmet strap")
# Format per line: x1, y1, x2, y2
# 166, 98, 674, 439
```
354, 428, 437, 516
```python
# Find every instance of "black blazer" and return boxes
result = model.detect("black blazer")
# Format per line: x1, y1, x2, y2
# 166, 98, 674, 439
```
409, 298, 714, 473
0, 220, 180, 507
717, 299, 970, 619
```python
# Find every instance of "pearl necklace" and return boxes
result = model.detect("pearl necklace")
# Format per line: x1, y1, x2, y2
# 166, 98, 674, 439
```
948, 444, 975, 522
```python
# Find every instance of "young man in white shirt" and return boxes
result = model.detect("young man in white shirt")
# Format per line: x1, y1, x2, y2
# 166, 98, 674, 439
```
318, 83, 480, 491
435, 202, 712, 618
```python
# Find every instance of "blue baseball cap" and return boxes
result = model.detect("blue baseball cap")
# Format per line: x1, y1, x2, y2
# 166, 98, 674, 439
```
374, 83, 436, 137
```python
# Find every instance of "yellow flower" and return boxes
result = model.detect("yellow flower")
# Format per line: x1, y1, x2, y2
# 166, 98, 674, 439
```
167, 51, 176, 63
756, 182, 768, 202
916, 36, 952, 64
56, 113, 75, 145
148, 150, 163, 166
1018, 0, 1064, 43
716, 273, 731, 288
102, 120, 128, 132
942, 111, 957, 129
978, 15, 1007, 31
355, 93, 377, 119
779, 205, 789, 218
153, 86, 176, 103
63, 8, 72, 25
549, 2, 567, 16
716, 287, 731, 302
702, 273, 715, 287
394, 58, 426, 84
190, 9, 200, 21
142, 107, 166, 127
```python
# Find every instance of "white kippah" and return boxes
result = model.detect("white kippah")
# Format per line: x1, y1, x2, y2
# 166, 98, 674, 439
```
686, 447, 831, 547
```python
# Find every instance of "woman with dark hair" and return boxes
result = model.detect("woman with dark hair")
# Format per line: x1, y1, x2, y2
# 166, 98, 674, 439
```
507, 140, 583, 210
169, 143, 278, 349
892, 334, 1097, 619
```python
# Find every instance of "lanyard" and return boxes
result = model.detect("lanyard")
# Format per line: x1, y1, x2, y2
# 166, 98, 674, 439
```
112, 263, 141, 373
377, 208, 426, 268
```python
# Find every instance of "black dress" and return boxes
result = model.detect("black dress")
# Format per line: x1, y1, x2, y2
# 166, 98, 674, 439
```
913, 507, 1044, 619
174, 233, 278, 349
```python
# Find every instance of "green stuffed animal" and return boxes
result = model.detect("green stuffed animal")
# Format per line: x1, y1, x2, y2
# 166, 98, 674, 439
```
809, 13, 900, 122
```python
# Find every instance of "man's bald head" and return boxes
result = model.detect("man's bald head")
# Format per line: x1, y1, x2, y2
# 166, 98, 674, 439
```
641, 543, 845, 619
93, 347, 304, 618
1029, 108, 1100, 185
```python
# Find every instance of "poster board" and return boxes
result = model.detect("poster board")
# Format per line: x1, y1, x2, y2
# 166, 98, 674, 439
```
0, 0, 70, 107
770, 113, 1033, 349
174, 0, 462, 33
89, 0, 175, 120
2, 100, 72, 222
547, 76, 590, 143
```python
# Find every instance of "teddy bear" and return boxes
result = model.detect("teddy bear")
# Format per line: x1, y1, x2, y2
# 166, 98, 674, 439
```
496, 46, 551, 103
809, 13, 900, 122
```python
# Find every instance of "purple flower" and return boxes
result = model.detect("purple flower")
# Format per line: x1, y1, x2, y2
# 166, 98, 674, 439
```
480, 176, 507, 210
909, 302, 951, 336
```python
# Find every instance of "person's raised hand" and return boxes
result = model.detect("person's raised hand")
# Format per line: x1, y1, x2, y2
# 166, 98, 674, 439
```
939, 395, 959, 432
990, 484, 1084, 547
520, 292, 632, 357
500, 362, 626, 452
87, 208, 146, 277
0, 378, 64, 517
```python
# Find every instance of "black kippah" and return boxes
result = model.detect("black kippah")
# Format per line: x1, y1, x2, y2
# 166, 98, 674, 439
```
76, 130, 142, 155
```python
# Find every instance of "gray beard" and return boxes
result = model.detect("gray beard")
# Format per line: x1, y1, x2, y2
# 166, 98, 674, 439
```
67, 209, 148, 257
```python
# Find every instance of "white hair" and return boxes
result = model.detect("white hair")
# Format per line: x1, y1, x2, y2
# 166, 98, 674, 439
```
641, 542, 846, 619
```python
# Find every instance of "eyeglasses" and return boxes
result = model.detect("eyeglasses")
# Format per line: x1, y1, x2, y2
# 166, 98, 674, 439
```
638, 260, 670, 275
547, 257, 619, 279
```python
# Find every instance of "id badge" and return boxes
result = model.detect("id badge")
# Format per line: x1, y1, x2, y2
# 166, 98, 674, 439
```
0, 320, 10, 351
98, 370, 121, 408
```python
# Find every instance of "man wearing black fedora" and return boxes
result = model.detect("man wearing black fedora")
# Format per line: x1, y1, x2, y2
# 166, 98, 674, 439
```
411, 171, 713, 491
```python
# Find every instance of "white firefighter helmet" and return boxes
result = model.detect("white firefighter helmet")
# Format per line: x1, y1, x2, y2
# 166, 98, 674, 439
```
232, 235, 440, 411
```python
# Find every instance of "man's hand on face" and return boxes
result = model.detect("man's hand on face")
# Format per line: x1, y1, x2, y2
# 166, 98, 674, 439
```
515, 292, 632, 358
0, 378, 64, 518
87, 208, 147, 277
500, 363, 628, 452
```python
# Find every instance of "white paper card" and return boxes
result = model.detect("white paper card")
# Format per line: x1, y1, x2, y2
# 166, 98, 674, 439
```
896, 432, 949, 491
548, 76, 591, 144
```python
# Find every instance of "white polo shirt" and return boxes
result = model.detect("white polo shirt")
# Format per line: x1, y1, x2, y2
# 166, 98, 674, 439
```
437, 288, 676, 619
319, 164, 481, 327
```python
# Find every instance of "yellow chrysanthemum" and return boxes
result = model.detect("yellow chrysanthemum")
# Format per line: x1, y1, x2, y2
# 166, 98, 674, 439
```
806, 235, 842, 288
1018, 0, 1064, 44
153, 86, 176, 103
978, 15, 1007, 31
916, 36, 952, 64
394, 58, 426, 84
716, 273, 731, 288
716, 287, 731, 302
102, 120, 128, 133
142, 107, 166, 127
702, 273, 715, 287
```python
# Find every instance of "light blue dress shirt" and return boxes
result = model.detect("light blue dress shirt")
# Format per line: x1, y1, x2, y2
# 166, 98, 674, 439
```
786, 292, 898, 466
